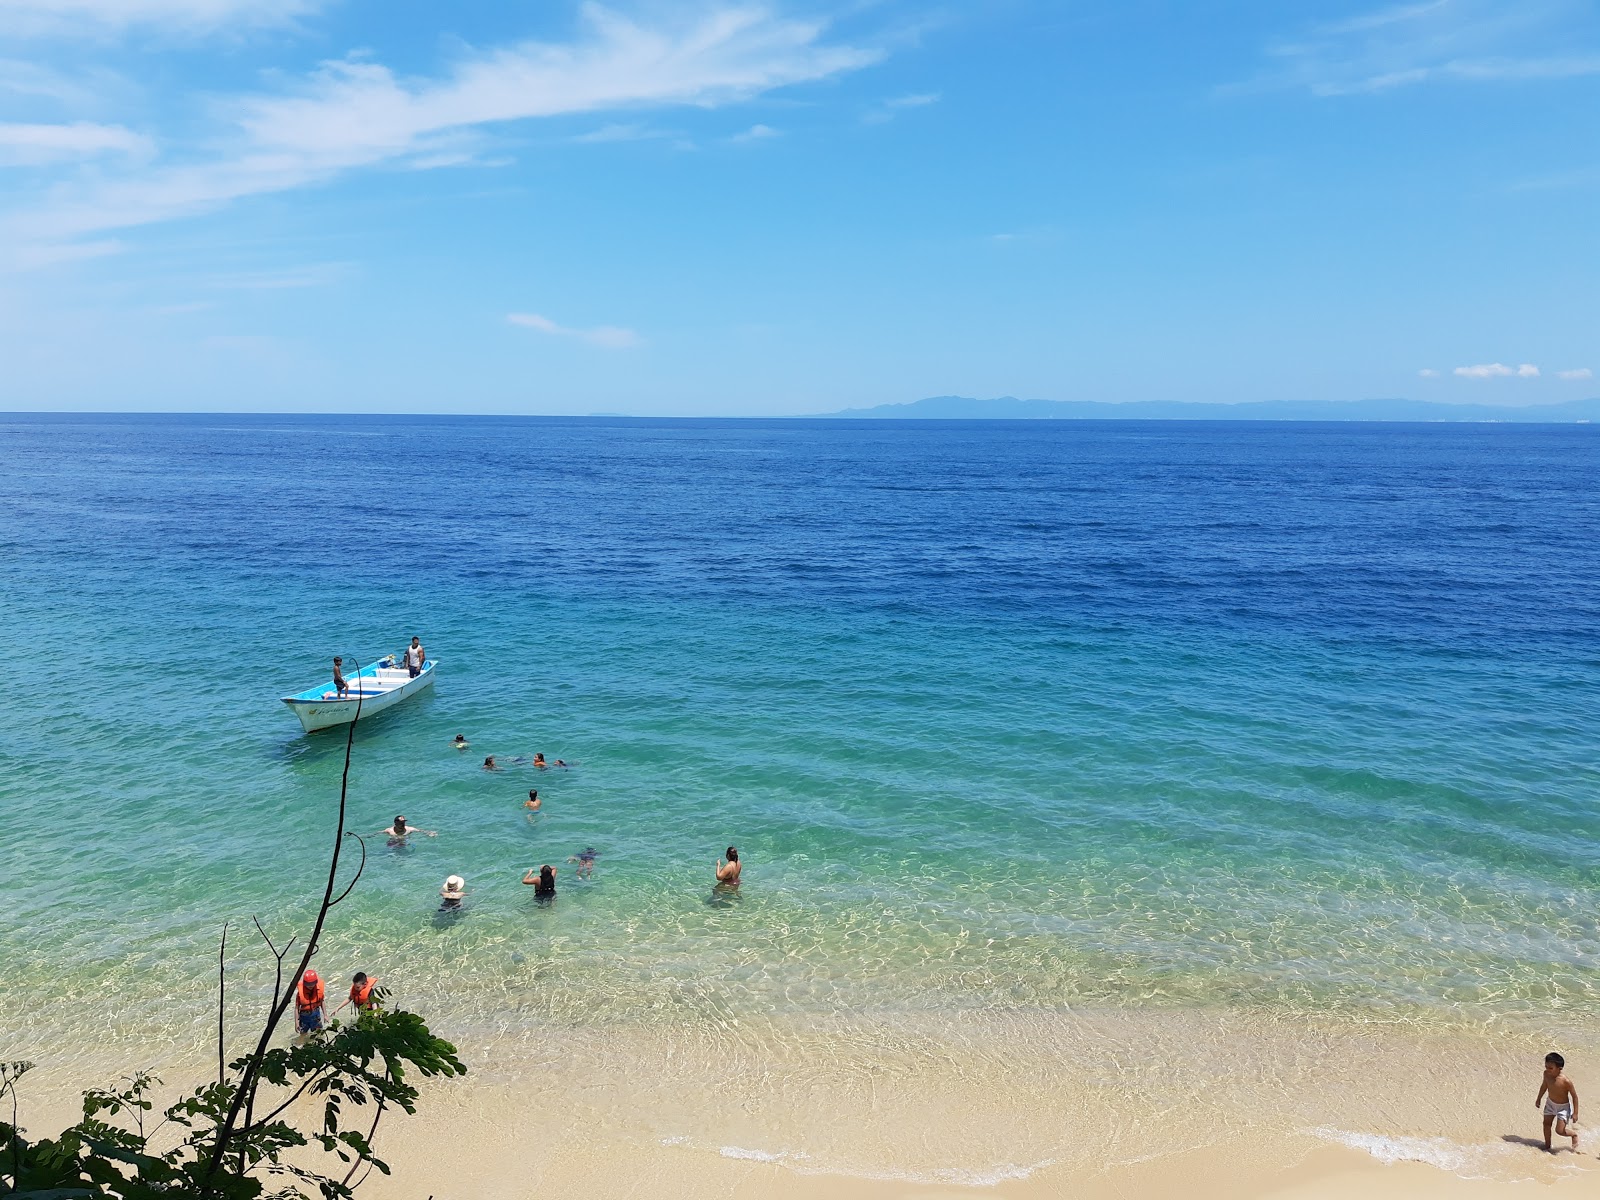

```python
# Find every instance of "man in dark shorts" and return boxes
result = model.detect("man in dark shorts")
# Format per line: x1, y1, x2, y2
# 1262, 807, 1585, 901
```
332, 657, 349, 697
405, 637, 425, 678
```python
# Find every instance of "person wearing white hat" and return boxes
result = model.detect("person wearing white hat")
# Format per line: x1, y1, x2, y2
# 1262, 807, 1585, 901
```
440, 874, 466, 910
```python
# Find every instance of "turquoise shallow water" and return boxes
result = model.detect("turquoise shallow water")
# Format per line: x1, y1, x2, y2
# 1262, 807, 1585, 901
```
1, 414, 1596, 1061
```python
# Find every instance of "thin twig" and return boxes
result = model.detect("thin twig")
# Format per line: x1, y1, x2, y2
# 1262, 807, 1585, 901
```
202, 657, 364, 1191
217, 923, 229, 1089
339, 1068, 391, 1190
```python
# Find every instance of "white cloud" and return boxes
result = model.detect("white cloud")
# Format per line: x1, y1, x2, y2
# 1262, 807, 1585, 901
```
507, 311, 639, 350
3, 5, 878, 256
1453, 363, 1514, 378
0, 121, 152, 165
1516, 363, 1540, 377
863, 89, 939, 123
1417, 368, 1439, 377
1557, 367, 1594, 380
0, 0, 318, 36
571, 122, 669, 144
729, 122, 780, 142
1237, 0, 1600, 96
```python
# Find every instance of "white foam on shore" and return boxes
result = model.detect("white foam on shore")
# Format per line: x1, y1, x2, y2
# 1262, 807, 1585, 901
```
665, 1136, 1047, 1187
1309, 1127, 1477, 1172
717, 1145, 808, 1163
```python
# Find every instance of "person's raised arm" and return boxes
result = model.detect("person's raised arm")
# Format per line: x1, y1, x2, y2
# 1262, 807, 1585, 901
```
522, 870, 538, 885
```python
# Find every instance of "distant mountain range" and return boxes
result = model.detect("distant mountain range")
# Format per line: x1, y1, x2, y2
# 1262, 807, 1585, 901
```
822, 396, 1600, 422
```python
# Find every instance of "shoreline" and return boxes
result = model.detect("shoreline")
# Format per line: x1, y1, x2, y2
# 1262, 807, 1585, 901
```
13, 1006, 1596, 1198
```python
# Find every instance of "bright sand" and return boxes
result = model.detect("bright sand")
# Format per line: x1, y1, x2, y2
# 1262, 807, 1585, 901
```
15, 1009, 1597, 1198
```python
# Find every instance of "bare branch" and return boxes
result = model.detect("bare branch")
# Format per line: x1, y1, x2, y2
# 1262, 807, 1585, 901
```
217, 923, 229, 1089
329, 833, 368, 909
202, 656, 364, 1190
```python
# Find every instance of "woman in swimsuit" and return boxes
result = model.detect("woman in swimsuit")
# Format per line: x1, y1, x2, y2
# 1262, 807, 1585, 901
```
523, 864, 557, 900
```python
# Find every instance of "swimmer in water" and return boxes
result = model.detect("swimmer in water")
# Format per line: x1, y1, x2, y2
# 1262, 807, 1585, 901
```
567, 848, 598, 879
524, 790, 541, 811
483, 756, 498, 771
522, 864, 557, 900
440, 874, 466, 909
452, 734, 469, 750
378, 815, 436, 840
715, 846, 741, 886
532, 753, 547, 769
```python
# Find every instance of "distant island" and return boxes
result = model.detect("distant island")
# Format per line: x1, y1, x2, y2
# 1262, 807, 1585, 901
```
821, 396, 1600, 423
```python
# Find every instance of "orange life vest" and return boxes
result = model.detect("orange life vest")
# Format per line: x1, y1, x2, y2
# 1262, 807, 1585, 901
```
296, 975, 325, 1011
350, 977, 377, 1010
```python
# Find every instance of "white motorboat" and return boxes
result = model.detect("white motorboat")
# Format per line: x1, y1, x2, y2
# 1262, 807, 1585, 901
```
281, 654, 436, 733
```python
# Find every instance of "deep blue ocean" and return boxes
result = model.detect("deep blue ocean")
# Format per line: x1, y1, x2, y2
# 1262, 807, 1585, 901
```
1, 414, 1596, 1057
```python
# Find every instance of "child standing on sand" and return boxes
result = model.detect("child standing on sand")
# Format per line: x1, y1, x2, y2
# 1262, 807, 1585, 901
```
1536, 1052, 1580, 1151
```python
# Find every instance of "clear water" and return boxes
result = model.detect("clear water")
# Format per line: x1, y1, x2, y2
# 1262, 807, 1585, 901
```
2, 414, 1596, 1059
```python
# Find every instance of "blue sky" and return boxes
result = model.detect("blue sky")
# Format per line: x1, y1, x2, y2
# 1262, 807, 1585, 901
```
1, 0, 1595, 414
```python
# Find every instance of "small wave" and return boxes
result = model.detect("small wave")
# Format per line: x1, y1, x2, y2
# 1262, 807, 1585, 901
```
1309, 1127, 1476, 1172
718, 1145, 807, 1163
675, 1137, 1047, 1186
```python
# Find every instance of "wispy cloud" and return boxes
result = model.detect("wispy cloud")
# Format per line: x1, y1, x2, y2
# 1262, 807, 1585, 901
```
1557, 367, 1593, 380
507, 311, 639, 349
0, 121, 152, 166
0, 0, 321, 37
729, 122, 780, 143
1235, 0, 1600, 96
1453, 361, 1541, 378
2, 5, 880, 261
862, 90, 939, 123
1417, 368, 1440, 377
571, 122, 672, 144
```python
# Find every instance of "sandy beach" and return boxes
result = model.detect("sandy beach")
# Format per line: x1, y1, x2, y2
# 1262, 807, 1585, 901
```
15, 1006, 1596, 1199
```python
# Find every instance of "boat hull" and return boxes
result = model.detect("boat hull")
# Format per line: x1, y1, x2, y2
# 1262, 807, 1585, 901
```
281, 660, 436, 733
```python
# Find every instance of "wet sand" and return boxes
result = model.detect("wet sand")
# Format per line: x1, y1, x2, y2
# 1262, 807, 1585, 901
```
16, 1007, 1595, 1199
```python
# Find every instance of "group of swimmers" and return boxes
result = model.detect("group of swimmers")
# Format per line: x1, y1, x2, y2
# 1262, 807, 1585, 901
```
286, 728, 743, 1038
438, 733, 741, 905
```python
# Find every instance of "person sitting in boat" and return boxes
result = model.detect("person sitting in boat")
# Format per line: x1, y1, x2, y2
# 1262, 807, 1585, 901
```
332, 656, 349, 698
378, 815, 435, 842
405, 637, 426, 679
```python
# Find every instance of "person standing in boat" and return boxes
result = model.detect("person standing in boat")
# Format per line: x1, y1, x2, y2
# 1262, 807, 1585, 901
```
405, 636, 426, 678
332, 657, 349, 698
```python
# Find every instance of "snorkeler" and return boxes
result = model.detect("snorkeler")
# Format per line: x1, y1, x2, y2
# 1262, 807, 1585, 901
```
377, 815, 436, 840
566, 848, 598, 879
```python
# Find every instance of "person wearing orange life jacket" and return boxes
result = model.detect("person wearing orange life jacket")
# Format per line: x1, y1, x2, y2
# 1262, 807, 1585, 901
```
294, 968, 327, 1036
331, 971, 379, 1019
